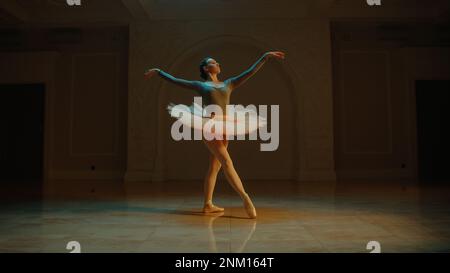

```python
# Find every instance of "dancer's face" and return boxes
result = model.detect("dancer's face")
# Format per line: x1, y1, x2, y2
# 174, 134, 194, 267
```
204, 58, 221, 75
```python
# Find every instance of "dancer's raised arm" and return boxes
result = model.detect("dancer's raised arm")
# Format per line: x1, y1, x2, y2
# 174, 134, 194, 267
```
144, 68, 204, 92
227, 51, 285, 90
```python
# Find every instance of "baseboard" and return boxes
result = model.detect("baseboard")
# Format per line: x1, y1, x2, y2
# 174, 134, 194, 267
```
49, 170, 124, 180
336, 169, 414, 180
297, 169, 337, 182
124, 170, 165, 182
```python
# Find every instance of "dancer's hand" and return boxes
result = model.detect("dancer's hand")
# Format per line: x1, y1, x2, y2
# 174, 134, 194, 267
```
144, 68, 160, 80
264, 51, 285, 60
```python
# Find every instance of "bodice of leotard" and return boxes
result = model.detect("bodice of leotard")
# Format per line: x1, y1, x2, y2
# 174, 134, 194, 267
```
199, 82, 232, 116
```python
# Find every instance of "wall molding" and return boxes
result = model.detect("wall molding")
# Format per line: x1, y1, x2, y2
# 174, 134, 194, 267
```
156, 34, 301, 181
69, 52, 120, 157
49, 170, 124, 180
340, 50, 394, 156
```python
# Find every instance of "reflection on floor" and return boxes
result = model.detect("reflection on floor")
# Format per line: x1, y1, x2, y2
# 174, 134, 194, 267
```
0, 179, 449, 253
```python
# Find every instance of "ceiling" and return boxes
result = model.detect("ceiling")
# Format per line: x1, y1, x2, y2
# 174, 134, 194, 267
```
0, 0, 448, 27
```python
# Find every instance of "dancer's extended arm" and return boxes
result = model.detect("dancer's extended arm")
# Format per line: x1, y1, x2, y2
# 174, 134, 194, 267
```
227, 51, 285, 90
145, 68, 204, 92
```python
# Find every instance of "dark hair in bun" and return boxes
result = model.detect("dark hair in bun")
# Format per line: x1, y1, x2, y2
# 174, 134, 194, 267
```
199, 57, 212, 80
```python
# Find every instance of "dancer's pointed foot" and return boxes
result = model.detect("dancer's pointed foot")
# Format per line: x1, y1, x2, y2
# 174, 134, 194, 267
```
203, 202, 225, 213
242, 193, 257, 219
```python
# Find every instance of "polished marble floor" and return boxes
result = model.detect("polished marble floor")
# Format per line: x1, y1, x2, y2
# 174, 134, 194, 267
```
0, 179, 449, 253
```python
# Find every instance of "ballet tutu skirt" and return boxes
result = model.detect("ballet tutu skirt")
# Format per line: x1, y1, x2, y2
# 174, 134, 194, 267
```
167, 102, 267, 139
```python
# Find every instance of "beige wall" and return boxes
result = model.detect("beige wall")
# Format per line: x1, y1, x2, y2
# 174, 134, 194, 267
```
125, 19, 336, 182
332, 23, 450, 181
1, 1, 448, 185
0, 27, 129, 182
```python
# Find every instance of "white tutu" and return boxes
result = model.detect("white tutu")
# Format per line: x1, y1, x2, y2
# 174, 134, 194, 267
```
167, 102, 267, 138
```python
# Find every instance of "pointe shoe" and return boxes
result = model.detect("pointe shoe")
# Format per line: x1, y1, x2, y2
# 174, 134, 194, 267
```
203, 203, 225, 213
242, 193, 257, 219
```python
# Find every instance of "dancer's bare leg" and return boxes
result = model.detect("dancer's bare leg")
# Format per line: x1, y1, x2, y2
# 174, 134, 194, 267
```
203, 139, 257, 218
203, 139, 228, 213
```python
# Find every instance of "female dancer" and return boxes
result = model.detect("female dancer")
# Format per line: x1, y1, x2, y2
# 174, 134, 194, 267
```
144, 51, 285, 218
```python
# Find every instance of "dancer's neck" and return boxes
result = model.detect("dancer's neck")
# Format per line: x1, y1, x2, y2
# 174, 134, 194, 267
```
207, 74, 220, 83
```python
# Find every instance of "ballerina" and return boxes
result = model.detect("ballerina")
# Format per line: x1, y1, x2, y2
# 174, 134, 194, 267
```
144, 51, 285, 218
